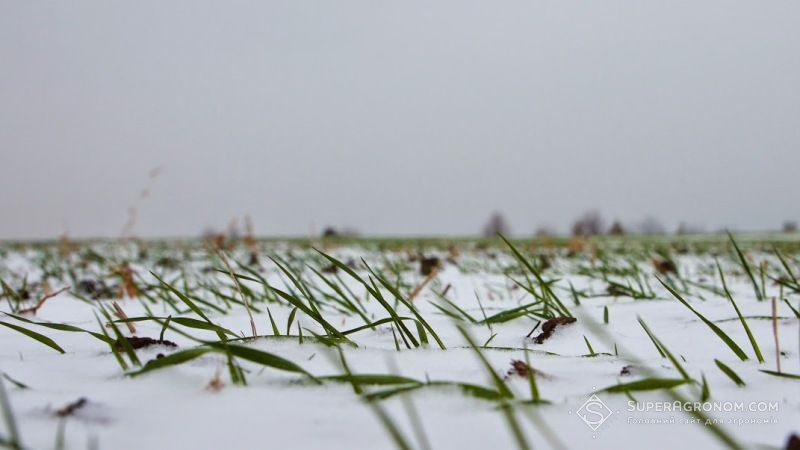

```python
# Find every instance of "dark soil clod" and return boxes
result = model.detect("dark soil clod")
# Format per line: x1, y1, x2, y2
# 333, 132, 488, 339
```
77, 279, 114, 300
785, 434, 800, 450
114, 336, 177, 352
505, 360, 551, 380
533, 317, 577, 344
508, 359, 532, 378
652, 258, 677, 275
420, 257, 440, 276
248, 252, 259, 267
56, 397, 88, 417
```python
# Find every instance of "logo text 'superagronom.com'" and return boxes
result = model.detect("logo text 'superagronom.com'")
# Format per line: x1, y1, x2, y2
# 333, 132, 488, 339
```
627, 401, 778, 413
569, 392, 780, 435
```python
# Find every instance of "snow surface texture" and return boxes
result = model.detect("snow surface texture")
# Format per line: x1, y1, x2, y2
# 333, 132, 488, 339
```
0, 240, 798, 450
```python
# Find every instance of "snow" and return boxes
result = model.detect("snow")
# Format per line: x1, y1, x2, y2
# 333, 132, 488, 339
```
0, 242, 798, 449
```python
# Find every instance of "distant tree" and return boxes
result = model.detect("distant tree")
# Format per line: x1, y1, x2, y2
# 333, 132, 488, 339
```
608, 220, 626, 236
322, 226, 339, 238
638, 216, 665, 235
535, 226, 556, 238
483, 212, 511, 237
784, 221, 798, 233
322, 226, 360, 238
571, 210, 605, 236
676, 222, 705, 235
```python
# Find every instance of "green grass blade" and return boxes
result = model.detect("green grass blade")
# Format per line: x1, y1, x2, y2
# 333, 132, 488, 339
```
207, 343, 317, 381
286, 307, 298, 335
102, 307, 141, 367
716, 259, 764, 363
0, 321, 65, 354
523, 347, 540, 402
601, 378, 690, 393
500, 235, 570, 317
159, 316, 172, 342
727, 232, 763, 301
783, 299, 800, 319
700, 373, 710, 401
583, 335, 596, 356
758, 370, 800, 380
0, 377, 21, 449
456, 325, 513, 399
319, 374, 421, 386
658, 277, 748, 361
267, 308, 281, 336
714, 359, 745, 386
118, 316, 237, 337
129, 348, 213, 377
638, 317, 691, 380
151, 272, 212, 322
364, 261, 445, 349
5, 313, 113, 345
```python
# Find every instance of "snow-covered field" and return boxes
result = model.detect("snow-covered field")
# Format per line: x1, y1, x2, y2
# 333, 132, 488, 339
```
0, 237, 798, 450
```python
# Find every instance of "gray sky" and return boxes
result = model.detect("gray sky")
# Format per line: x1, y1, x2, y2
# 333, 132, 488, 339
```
2, 1, 799, 239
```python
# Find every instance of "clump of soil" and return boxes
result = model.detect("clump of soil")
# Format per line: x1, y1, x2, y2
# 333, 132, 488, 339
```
114, 336, 177, 352
537, 254, 551, 271
56, 397, 88, 417
652, 258, 677, 275
248, 251, 259, 267
505, 360, 549, 379
77, 279, 114, 300
785, 434, 800, 450
207, 371, 224, 392
321, 264, 338, 274
154, 257, 179, 269
420, 257, 440, 276
533, 317, 577, 344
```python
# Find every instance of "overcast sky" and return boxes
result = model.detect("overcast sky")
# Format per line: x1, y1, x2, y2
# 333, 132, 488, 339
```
1, 1, 799, 239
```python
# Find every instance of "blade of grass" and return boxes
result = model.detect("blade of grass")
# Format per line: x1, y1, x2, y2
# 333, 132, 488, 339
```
637, 317, 691, 380
716, 259, 764, 363
129, 348, 213, 377
0, 377, 21, 450
714, 359, 745, 386
267, 308, 281, 336
456, 325, 513, 399
727, 232, 763, 301
4, 313, 113, 345
658, 277, 748, 361
600, 378, 690, 393
0, 321, 65, 354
